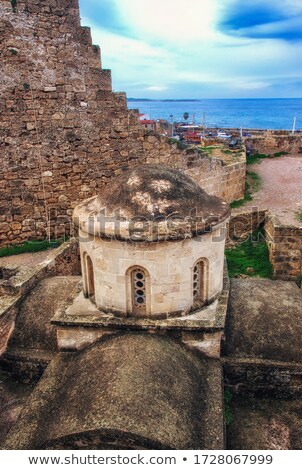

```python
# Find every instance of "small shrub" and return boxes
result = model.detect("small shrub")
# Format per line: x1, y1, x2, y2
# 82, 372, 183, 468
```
23, 83, 30, 90
9, 48, 18, 55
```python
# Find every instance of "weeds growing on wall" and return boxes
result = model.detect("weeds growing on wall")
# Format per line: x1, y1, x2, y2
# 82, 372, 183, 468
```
0, 240, 62, 258
225, 229, 273, 279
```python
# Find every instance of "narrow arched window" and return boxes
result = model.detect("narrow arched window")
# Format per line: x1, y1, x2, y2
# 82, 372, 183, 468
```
82, 252, 95, 300
131, 267, 147, 315
192, 259, 208, 307
86, 255, 95, 299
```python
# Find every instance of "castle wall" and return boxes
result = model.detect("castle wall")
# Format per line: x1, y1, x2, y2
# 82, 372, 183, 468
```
0, 0, 245, 247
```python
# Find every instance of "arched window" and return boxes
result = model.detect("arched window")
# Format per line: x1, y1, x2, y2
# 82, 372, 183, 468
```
126, 266, 150, 317
131, 267, 147, 315
192, 259, 208, 308
82, 252, 95, 300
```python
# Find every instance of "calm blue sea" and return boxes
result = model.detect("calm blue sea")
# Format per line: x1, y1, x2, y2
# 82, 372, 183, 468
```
127, 98, 302, 130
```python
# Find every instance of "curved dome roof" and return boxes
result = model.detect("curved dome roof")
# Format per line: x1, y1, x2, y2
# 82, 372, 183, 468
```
4, 333, 223, 450
73, 165, 230, 241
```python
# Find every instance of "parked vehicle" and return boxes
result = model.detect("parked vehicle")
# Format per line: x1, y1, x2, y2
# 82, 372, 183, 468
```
217, 131, 232, 139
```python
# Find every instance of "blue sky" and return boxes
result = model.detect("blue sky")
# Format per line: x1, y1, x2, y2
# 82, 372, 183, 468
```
79, 0, 302, 99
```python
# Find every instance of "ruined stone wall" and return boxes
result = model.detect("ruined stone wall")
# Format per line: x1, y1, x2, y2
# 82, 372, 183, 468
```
0, 0, 246, 247
245, 134, 302, 155
265, 216, 302, 281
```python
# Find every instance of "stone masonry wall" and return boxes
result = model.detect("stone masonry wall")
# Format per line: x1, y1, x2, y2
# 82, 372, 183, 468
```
0, 0, 245, 247
265, 216, 302, 281
245, 134, 302, 156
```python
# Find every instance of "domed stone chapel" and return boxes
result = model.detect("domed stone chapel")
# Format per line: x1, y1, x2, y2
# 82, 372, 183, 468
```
73, 165, 230, 322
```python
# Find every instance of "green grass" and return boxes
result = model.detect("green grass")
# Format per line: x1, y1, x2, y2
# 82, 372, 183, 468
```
230, 181, 252, 208
0, 240, 62, 258
273, 151, 289, 157
225, 229, 273, 279
247, 171, 261, 191
247, 151, 288, 165
230, 171, 261, 209
224, 389, 233, 426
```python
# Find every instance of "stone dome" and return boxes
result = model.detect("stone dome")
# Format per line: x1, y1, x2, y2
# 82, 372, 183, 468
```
73, 165, 230, 241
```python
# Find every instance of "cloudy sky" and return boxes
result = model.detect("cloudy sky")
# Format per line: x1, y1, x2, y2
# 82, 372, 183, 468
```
78, 0, 302, 99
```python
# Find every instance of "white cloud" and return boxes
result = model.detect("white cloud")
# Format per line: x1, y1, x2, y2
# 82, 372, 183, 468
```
116, 0, 218, 43
81, 2, 302, 98
146, 86, 169, 92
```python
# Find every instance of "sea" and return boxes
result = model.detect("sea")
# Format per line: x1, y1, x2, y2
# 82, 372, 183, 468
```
127, 98, 302, 131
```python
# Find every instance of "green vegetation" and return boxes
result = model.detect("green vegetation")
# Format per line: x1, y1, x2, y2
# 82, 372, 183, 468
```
247, 171, 261, 191
10, 48, 18, 55
11, 0, 17, 12
295, 212, 302, 223
168, 138, 188, 150
224, 389, 233, 426
247, 151, 288, 165
23, 83, 30, 90
199, 145, 217, 153
229, 181, 252, 208
230, 171, 261, 209
0, 240, 62, 258
273, 151, 289, 157
225, 229, 273, 279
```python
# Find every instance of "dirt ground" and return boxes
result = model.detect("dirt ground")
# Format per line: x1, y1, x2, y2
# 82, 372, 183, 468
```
243, 154, 302, 226
0, 249, 55, 268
